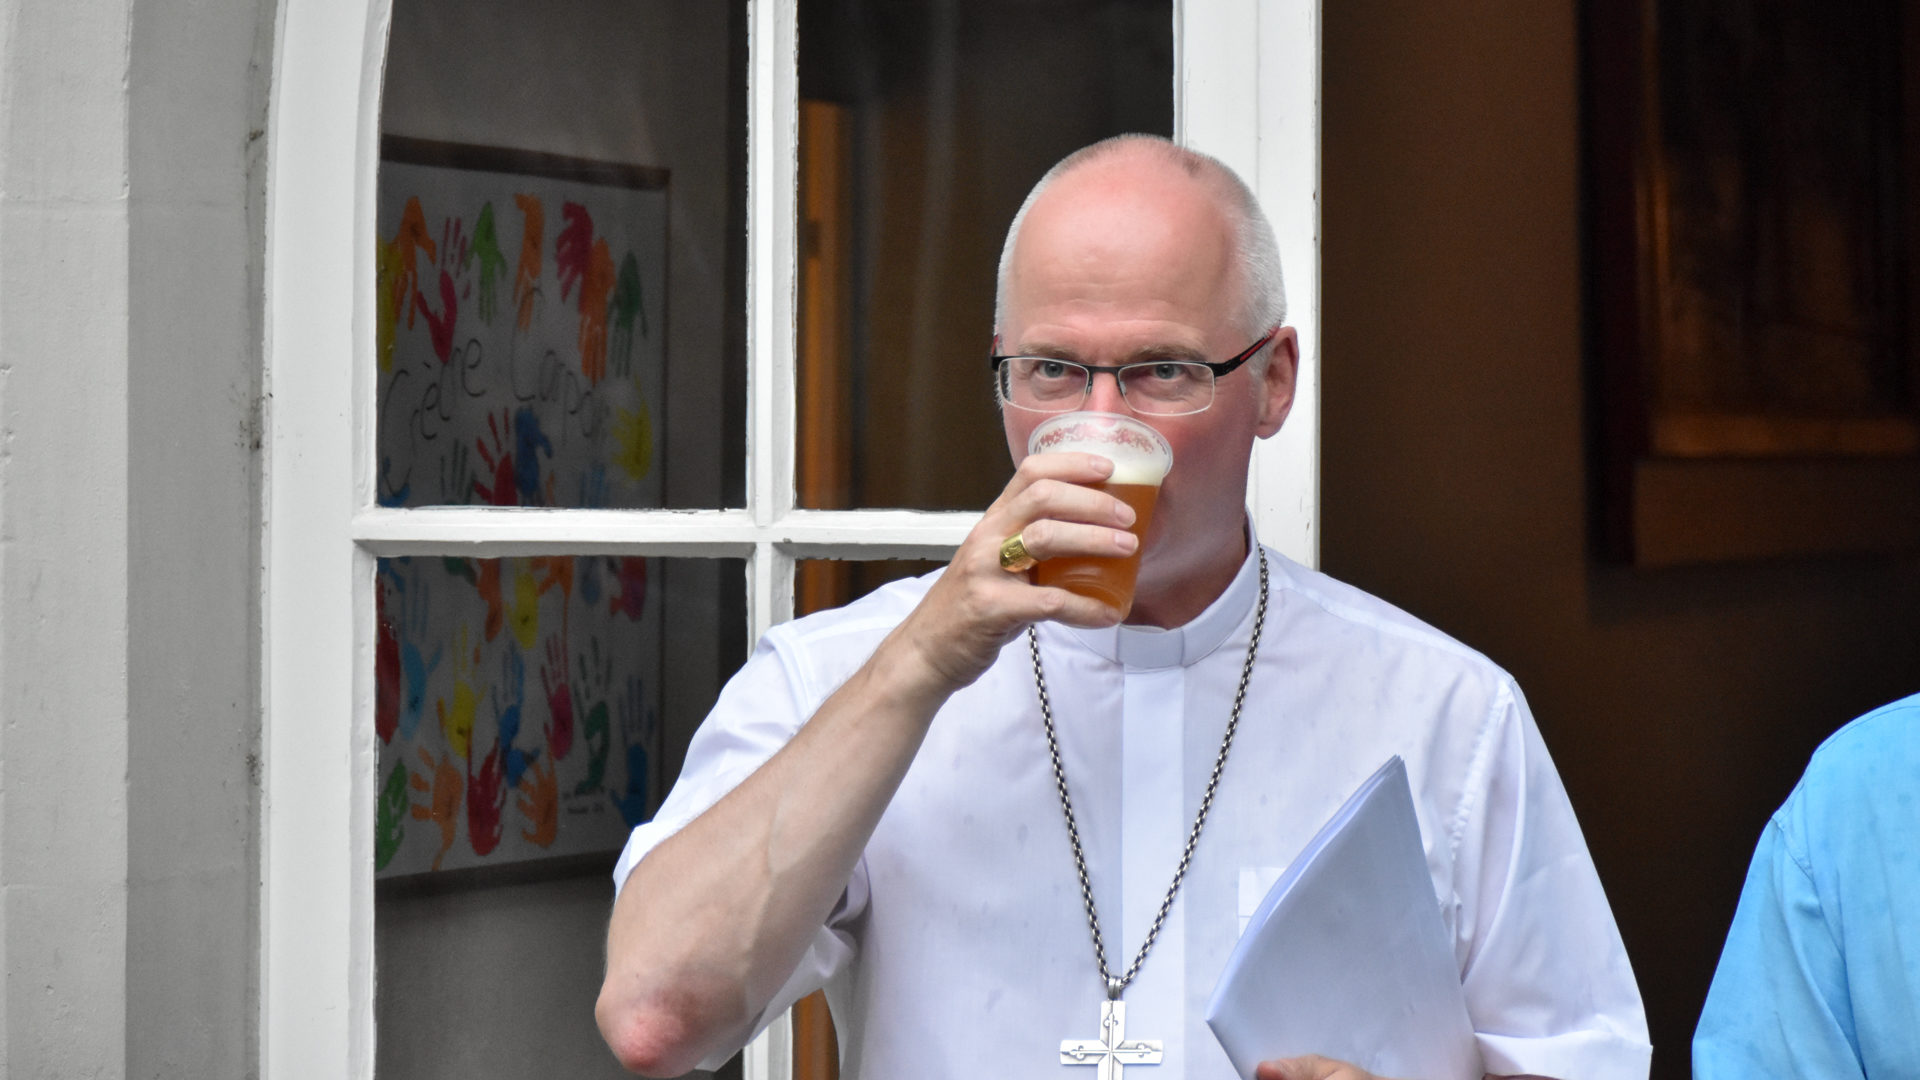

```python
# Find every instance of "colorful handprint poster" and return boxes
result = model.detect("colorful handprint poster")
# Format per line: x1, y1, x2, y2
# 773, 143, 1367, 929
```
375, 554, 663, 876
376, 138, 667, 510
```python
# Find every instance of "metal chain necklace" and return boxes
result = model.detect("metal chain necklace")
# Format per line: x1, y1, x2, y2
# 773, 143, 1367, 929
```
1034, 546, 1270, 1076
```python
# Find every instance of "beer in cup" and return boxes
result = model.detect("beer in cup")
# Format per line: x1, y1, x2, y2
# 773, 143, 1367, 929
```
1025, 411, 1174, 614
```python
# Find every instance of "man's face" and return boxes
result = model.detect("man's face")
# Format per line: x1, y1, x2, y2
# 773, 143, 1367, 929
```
998, 157, 1296, 613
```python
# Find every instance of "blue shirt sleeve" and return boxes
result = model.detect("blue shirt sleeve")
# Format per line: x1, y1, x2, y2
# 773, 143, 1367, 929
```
1693, 816, 1863, 1079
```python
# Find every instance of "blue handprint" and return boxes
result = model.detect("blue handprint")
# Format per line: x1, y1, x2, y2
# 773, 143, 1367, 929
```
378, 452, 412, 508
397, 571, 442, 742
491, 644, 539, 788
612, 674, 658, 827
511, 406, 552, 506
578, 553, 605, 609
577, 461, 609, 511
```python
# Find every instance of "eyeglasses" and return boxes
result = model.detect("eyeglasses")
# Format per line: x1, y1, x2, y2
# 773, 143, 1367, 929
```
988, 326, 1279, 416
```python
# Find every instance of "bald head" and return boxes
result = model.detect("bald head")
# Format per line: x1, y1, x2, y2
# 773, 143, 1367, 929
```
994, 135, 1286, 342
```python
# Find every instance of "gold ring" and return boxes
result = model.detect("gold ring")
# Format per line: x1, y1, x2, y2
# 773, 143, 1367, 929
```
999, 532, 1037, 572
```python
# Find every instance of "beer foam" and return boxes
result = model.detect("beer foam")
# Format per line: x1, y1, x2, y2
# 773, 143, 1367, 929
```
1028, 413, 1172, 485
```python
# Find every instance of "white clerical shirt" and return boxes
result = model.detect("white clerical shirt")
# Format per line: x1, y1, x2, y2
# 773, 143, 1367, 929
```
614, 540, 1652, 1078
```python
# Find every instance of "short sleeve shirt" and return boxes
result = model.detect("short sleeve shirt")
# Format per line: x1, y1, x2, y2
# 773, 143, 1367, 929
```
617, 543, 1652, 1079
1694, 693, 1920, 1079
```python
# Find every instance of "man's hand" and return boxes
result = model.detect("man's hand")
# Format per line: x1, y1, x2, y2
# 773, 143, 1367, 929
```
888, 449, 1141, 694
1256, 1056, 1386, 1080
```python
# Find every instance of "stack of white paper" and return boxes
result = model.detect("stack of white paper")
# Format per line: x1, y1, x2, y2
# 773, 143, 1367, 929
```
1204, 756, 1483, 1080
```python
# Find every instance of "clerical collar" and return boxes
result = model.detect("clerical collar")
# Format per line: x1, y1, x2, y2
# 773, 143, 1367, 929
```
1065, 526, 1264, 670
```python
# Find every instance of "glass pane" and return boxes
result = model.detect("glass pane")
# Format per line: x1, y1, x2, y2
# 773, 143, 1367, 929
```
795, 557, 947, 618
377, 0, 747, 509
796, 0, 1174, 511
373, 555, 747, 1080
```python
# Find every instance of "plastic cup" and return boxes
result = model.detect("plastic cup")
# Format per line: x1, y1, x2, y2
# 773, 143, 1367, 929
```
1025, 411, 1174, 613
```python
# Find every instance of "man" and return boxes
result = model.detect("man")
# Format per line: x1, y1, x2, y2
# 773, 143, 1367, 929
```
1693, 692, 1920, 1078
596, 136, 1649, 1079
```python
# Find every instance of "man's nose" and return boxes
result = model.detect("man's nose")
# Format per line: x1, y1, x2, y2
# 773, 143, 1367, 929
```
1085, 370, 1129, 414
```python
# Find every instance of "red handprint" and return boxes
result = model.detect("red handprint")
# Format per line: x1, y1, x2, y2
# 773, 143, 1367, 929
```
476, 559, 505, 642
609, 556, 648, 621
555, 202, 593, 302
540, 634, 574, 761
472, 410, 517, 506
466, 740, 507, 857
441, 215, 470, 280
375, 582, 400, 744
413, 269, 458, 366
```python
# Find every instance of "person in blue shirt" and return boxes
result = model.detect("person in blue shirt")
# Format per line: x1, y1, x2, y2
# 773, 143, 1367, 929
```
1694, 692, 1920, 1078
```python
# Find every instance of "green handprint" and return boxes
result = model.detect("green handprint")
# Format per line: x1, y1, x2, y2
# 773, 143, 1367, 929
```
376, 758, 410, 870
572, 637, 613, 796
470, 201, 509, 325
611, 251, 645, 376
574, 699, 610, 797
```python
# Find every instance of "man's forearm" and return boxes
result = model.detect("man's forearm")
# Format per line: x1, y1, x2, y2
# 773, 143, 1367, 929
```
594, 633, 952, 1075
595, 450, 1136, 1075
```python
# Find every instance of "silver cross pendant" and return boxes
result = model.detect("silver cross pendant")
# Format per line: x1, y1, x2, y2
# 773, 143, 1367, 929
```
1060, 999, 1164, 1079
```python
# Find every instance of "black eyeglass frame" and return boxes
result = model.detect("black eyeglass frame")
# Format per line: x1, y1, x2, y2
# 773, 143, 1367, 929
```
987, 324, 1282, 414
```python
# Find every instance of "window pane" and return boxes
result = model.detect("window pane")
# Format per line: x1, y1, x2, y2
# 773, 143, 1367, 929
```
796, 557, 947, 618
378, 0, 747, 510
373, 554, 746, 1080
796, 0, 1174, 511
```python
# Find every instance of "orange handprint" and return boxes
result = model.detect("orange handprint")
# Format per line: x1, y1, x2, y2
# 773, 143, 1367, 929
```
577, 238, 616, 385
532, 555, 574, 603
392, 196, 436, 328
409, 746, 463, 872
516, 755, 558, 848
511, 194, 545, 333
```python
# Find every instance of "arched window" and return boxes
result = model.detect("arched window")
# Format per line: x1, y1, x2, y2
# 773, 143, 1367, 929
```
262, 3, 1318, 1077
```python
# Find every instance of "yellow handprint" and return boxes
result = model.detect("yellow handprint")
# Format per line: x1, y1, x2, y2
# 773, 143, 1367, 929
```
436, 624, 478, 761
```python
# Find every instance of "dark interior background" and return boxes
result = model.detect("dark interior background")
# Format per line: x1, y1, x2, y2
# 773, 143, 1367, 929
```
1323, 1, 1920, 1075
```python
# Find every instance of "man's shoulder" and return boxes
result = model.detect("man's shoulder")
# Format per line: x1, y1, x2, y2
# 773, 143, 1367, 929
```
1809, 692, 1920, 769
1264, 547, 1514, 688
1786, 692, 1920, 833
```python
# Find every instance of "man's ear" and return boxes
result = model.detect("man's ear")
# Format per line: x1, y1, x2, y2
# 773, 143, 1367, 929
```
1254, 326, 1299, 439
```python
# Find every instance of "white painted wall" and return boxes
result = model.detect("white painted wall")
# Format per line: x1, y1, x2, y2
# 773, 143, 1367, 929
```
126, 1, 274, 1074
0, 1, 135, 1074
0, 0, 272, 1074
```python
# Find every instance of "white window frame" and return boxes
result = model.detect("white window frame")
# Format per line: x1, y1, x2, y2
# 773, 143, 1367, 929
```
260, 2, 1317, 1077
